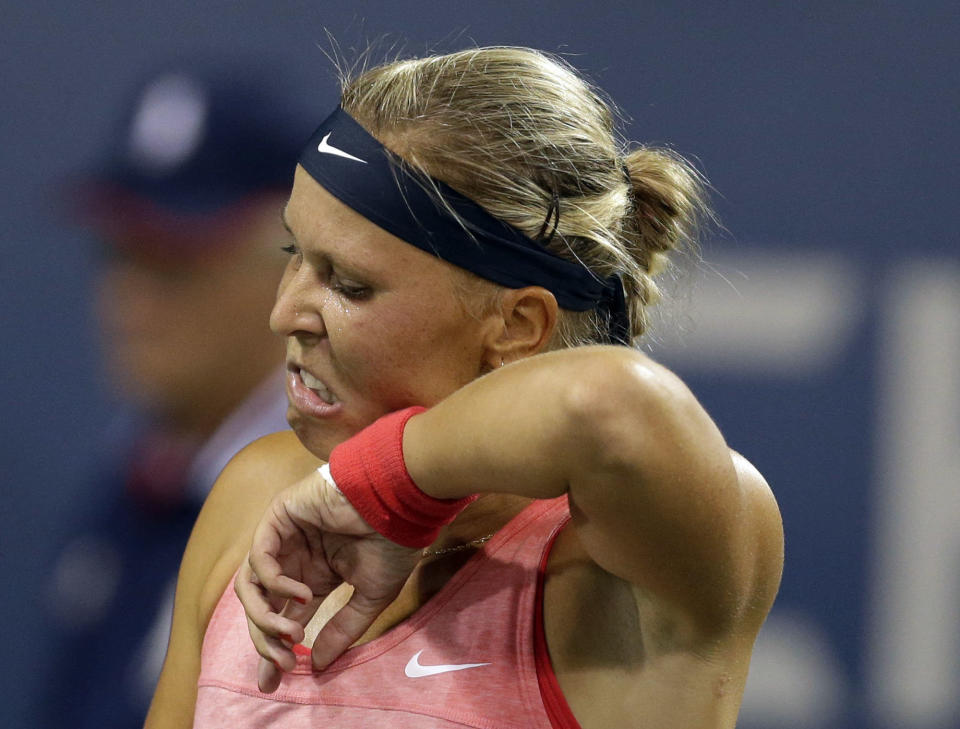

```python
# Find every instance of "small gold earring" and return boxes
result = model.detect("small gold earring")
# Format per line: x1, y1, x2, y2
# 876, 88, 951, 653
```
499, 357, 505, 368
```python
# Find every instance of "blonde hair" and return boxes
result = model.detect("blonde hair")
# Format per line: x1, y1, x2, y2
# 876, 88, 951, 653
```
340, 46, 709, 346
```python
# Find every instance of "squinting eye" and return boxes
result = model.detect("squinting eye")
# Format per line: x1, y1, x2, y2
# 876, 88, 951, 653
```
330, 274, 370, 300
280, 243, 298, 255
334, 283, 370, 300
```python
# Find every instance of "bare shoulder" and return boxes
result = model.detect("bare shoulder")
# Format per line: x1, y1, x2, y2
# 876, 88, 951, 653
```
728, 450, 784, 628
146, 430, 322, 728
205, 430, 322, 513
191, 430, 324, 611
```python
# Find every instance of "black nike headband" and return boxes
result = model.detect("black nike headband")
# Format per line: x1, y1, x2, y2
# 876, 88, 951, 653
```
298, 106, 630, 345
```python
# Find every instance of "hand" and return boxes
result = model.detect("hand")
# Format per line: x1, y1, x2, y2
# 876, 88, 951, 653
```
234, 467, 422, 693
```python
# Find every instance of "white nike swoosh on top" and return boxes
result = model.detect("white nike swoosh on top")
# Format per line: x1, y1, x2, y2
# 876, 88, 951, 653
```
316, 133, 367, 164
403, 650, 491, 678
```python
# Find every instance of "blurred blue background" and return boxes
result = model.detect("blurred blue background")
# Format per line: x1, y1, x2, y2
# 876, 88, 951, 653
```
2, 2, 957, 727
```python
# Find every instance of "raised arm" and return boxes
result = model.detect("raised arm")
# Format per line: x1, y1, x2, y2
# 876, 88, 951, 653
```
240, 346, 783, 688
403, 345, 783, 636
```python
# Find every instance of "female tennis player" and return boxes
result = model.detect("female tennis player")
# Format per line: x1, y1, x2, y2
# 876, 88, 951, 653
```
146, 46, 783, 729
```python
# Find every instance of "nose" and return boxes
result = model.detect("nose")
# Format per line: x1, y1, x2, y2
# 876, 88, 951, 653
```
270, 264, 327, 338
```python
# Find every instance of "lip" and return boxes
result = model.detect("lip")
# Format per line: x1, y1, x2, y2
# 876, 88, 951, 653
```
285, 365, 344, 420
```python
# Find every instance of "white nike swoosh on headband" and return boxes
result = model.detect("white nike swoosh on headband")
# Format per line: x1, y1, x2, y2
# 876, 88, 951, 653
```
316, 132, 367, 164
403, 650, 490, 678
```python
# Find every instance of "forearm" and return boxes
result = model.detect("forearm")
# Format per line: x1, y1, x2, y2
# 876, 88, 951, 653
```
402, 346, 632, 502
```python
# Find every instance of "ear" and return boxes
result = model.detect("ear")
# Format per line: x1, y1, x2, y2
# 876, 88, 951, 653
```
483, 286, 558, 369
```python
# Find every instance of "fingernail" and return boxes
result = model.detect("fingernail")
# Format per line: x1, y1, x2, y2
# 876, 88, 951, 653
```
280, 633, 294, 644
273, 659, 283, 671
293, 596, 308, 605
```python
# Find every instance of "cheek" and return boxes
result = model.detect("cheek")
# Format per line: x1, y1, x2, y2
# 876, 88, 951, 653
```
390, 310, 481, 386
338, 309, 461, 402
345, 315, 424, 383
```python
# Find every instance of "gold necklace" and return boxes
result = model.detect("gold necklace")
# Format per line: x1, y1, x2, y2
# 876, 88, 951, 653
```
422, 533, 494, 558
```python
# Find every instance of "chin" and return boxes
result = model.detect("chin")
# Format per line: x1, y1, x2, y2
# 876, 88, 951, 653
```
287, 410, 345, 462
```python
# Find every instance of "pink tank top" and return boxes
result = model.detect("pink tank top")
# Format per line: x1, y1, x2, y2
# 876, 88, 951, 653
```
195, 497, 582, 729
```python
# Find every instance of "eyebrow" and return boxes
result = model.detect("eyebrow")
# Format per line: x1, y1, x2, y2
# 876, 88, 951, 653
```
280, 205, 294, 237
278, 204, 378, 281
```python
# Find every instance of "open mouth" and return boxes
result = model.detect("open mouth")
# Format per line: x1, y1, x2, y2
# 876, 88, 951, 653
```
298, 367, 338, 405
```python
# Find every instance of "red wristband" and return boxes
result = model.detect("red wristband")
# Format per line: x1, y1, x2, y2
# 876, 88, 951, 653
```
328, 406, 477, 548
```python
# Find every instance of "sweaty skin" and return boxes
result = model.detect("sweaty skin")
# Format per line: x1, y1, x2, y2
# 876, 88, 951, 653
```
145, 168, 784, 729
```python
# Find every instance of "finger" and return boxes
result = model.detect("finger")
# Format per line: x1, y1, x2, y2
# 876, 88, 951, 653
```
246, 535, 314, 606
245, 612, 299, 695
235, 562, 274, 618
248, 597, 325, 694
258, 654, 284, 694
279, 591, 325, 631
248, 566, 289, 614
246, 500, 319, 599
258, 655, 282, 694
235, 563, 310, 644
310, 589, 397, 670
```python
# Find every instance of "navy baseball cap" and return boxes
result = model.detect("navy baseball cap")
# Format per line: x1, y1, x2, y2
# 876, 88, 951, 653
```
75, 60, 306, 256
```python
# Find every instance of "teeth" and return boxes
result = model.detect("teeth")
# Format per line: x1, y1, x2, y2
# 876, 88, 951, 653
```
299, 368, 337, 404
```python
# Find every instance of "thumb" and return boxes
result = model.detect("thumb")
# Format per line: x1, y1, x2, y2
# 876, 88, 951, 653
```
310, 589, 398, 670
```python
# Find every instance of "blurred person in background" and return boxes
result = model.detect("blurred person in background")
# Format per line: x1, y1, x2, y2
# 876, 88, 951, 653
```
33, 61, 304, 728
